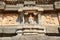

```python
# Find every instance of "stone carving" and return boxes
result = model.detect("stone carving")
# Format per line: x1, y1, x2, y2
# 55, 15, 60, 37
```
28, 15, 36, 24
41, 14, 59, 26
2, 13, 19, 25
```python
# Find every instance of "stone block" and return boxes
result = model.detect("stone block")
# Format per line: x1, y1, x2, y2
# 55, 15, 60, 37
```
12, 34, 22, 40
2, 13, 19, 25
46, 26, 59, 33
0, 38, 2, 40
3, 28, 17, 33
2, 37, 12, 40
0, 28, 3, 33
16, 30, 22, 35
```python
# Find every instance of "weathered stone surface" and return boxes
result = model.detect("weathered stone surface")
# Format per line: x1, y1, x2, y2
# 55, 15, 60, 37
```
46, 36, 60, 40
0, 35, 60, 40
46, 26, 59, 33
36, 4, 53, 10
0, 27, 3, 33
5, 0, 17, 1
41, 13, 59, 33
5, 5, 19, 11
0, 13, 20, 26
55, 1, 60, 9
2, 37, 12, 40
41, 13, 59, 26
2, 13, 19, 25
12, 35, 46, 40
0, 38, 2, 40
0, 1, 5, 9
24, 1, 36, 4
3, 28, 17, 33
12, 34, 22, 40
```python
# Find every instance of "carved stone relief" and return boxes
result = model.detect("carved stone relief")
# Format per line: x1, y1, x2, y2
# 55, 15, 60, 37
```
2, 13, 19, 25
41, 13, 59, 26
24, 12, 37, 25
28, 15, 36, 24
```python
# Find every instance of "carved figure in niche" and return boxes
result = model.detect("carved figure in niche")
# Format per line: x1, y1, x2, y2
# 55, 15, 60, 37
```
28, 15, 36, 24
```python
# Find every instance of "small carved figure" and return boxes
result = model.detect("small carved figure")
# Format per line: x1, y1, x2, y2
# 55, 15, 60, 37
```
28, 15, 36, 24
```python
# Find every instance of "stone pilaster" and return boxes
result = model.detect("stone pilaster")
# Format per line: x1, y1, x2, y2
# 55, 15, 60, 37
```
23, 16, 24, 24
38, 12, 41, 25
20, 12, 25, 25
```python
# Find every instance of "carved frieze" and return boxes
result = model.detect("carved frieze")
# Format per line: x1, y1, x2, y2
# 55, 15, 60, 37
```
2, 13, 19, 25
41, 13, 59, 26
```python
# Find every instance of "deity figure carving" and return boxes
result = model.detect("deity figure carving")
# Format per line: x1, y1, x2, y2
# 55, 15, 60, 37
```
28, 15, 36, 24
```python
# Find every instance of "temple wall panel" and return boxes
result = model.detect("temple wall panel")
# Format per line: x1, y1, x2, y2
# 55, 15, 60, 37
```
41, 13, 59, 26
2, 13, 19, 25
0, 12, 20, 26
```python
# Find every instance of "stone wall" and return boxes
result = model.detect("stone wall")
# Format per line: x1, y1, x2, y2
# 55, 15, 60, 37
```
41, 12, 59, 33
41, 13, 59, 26
0, 12, 20, 26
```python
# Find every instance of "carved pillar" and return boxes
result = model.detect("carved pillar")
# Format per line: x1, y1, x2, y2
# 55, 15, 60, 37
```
22, 14, 24, 24
38, 12, 41, 25
20, 12, 24, 25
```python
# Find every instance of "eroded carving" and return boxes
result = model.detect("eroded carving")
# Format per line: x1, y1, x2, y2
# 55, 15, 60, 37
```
41, 14, 59, 26
28, 15, 36, 24
2, 13, 19, 25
